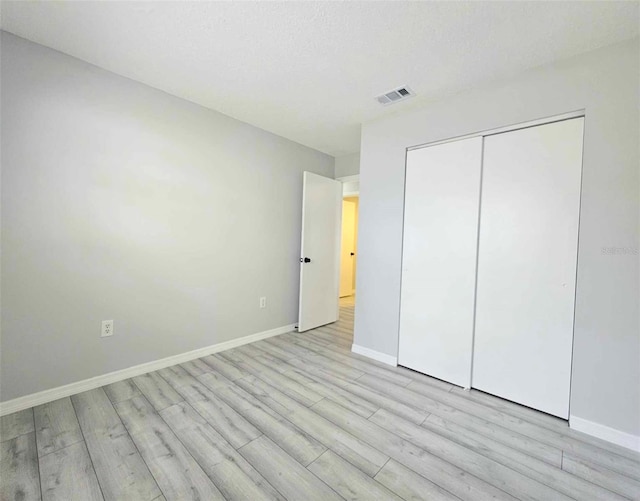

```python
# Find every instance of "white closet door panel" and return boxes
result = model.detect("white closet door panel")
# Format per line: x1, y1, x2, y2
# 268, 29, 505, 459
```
399, 137, 482, 387
473, 118, 584, 418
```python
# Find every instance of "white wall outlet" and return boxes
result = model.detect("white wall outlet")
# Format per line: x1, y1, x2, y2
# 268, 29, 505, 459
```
101, 320, 114, 337
259, 297, 267, 309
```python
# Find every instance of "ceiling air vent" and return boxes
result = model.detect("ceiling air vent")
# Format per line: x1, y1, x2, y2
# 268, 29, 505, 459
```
376, 86, 415, 106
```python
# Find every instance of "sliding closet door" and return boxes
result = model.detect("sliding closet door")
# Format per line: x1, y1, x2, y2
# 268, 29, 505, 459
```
399, 137, 482, 387
472, 118, 584, 418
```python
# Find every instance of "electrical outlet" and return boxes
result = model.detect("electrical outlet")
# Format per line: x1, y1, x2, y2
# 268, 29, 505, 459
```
259, 297, 267, 309
101, 320, 114, 337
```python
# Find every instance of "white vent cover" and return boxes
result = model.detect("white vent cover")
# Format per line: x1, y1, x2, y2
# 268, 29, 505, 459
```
375, 86, 415, 105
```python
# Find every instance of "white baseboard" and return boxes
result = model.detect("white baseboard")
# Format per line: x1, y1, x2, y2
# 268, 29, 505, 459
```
0, 323, 296, 416
570, 415, 640, 452
351, 344, 397, 366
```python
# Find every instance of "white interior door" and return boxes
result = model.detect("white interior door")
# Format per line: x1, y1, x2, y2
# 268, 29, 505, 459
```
472, 118, 584, 418
339, 200, 356, 297
398, 137, 483, 387
298, 171, 342, 332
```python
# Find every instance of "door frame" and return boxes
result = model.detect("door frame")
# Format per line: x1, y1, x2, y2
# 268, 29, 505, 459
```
406, 110, 584, 152
336, 174, 359, 197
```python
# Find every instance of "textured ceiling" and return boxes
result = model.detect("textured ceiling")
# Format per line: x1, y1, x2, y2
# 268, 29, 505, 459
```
1, 1, 638, 156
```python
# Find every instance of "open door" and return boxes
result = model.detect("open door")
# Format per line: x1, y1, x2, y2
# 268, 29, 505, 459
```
340, 200, 356, 297
298, 172, 342, 332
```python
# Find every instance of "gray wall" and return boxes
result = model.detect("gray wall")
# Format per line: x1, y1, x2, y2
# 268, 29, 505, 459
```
334, 153, 360, 178
355, 39, 639, 436
0, 33, 333, 401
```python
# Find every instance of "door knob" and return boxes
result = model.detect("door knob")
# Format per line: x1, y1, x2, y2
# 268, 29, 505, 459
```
350, 252, 355, 256
300, 257, 312, 263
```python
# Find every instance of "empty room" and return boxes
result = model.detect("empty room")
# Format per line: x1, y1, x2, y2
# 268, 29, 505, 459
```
1, 1, 639, 500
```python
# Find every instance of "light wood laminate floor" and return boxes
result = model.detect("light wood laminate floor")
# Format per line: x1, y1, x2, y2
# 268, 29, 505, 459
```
2, 303, 639, 500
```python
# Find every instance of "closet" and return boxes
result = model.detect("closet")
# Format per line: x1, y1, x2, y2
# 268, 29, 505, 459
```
398, 117, 584, 419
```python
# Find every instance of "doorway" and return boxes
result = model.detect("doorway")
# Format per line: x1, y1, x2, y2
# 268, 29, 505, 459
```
339, 196, 358, 304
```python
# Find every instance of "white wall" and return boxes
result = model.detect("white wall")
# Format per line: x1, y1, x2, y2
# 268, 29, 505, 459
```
334, 153, 360, 178
355, 39, 639, 439
0, 33, 334, 401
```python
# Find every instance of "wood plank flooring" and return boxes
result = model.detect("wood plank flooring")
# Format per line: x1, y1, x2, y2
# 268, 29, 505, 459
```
2, 301, 639, 500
